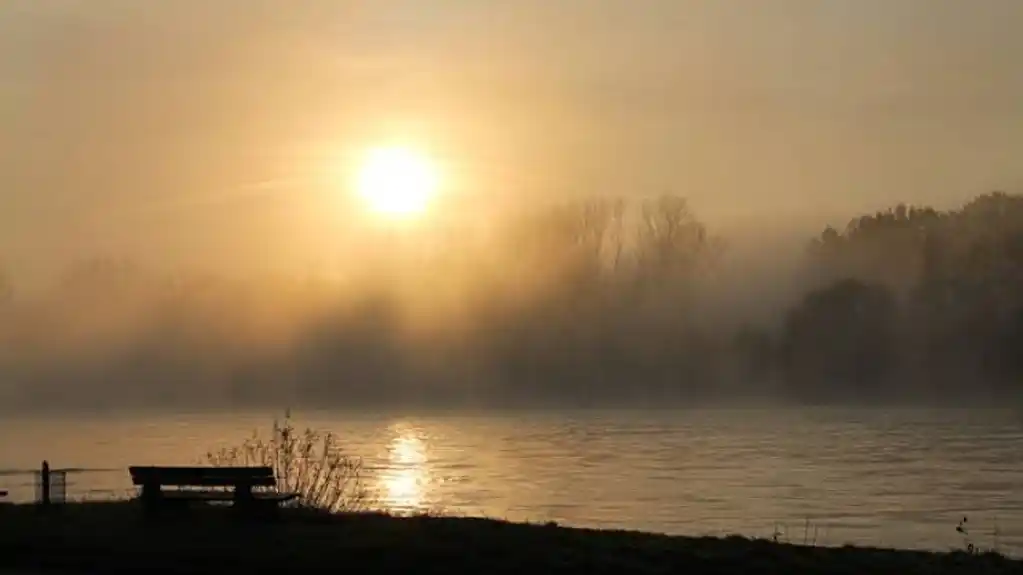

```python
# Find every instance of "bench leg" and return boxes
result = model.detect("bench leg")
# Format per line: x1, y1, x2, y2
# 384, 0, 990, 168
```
139, 484, 162, 519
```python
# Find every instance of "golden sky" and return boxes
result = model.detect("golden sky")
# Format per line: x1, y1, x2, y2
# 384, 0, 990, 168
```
2, 0, 1022, 282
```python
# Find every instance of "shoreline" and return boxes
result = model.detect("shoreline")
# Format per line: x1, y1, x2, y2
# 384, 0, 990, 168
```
0, 501, 1018, 574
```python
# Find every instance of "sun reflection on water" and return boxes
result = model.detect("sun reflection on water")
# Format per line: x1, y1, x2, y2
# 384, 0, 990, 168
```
381, 424, 430, 513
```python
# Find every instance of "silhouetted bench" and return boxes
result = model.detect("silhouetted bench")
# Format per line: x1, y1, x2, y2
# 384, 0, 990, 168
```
129, 466, 297, 516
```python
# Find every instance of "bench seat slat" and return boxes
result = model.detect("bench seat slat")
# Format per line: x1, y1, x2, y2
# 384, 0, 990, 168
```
135, 475, 277, 487
159, 490, 299, 502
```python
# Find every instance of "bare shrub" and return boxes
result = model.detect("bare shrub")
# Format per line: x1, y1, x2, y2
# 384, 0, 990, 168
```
206, 412, 370, 512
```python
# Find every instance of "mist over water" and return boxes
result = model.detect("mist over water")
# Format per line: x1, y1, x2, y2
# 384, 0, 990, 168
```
4, 193, 1023, 411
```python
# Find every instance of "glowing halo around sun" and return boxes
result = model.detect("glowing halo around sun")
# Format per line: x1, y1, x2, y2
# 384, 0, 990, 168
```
355, 146, 439, 218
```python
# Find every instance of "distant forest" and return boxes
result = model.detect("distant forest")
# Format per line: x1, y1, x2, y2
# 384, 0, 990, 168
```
2, 191, 1023, 410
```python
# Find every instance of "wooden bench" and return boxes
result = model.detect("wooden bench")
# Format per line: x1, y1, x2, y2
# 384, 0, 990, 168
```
129, 466, 298, 516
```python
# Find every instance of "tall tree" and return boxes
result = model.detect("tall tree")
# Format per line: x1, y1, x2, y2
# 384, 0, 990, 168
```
634, 195, 715, 284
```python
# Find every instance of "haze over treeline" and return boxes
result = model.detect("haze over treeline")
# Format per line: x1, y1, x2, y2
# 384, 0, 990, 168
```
2, 191, 1023, 412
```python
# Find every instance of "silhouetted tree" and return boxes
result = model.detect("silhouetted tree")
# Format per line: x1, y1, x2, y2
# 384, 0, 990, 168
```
782, 278, 898, 400
554, 196, 627, 287
805, 203, 942, 294
634, 195, 716, 284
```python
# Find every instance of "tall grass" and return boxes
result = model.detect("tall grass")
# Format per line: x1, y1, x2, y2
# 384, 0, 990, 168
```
206, 412, 370, 512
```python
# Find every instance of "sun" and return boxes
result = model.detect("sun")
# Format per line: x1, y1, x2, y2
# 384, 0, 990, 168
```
355, 146, 439, 217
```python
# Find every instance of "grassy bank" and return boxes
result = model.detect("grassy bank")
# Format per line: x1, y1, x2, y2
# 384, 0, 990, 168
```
0, 502, 1019, 574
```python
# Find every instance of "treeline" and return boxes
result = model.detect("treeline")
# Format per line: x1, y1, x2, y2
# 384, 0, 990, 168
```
784, 192, 1023, 402
1, 192, 1022, 410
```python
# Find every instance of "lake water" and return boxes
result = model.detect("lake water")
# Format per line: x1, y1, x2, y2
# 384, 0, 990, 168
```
1, 407, 1021, 554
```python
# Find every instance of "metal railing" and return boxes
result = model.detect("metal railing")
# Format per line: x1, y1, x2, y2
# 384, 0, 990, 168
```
0, 461, 122, 505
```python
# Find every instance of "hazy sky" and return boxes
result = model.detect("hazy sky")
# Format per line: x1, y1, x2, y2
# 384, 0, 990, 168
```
2, 0, 1022, 282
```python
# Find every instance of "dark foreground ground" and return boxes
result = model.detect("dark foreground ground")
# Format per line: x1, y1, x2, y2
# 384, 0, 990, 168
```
0, 502, 1020, 575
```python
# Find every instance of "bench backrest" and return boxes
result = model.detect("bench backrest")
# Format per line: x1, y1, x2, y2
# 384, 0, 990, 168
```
129, 466, 277, 487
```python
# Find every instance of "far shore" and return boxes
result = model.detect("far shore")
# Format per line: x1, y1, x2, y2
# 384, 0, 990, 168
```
0, 501, 1018, 574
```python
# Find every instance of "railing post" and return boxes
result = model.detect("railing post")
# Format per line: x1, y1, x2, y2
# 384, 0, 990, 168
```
40, 460, 51, 506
